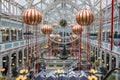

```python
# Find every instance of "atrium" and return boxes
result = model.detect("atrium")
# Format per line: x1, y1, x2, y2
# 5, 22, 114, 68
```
0, 0, 120, 80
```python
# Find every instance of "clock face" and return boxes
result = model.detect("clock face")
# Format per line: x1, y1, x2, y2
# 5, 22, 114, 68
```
59, 19, 67, 27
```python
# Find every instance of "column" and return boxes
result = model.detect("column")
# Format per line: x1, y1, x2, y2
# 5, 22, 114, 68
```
22, 24, 24, 39
22, 48, 24, 67
16, 29, 18, 40
31, 46, 32, 54
0, 0, 2, 13
105, 32, 107, 42
9, 29, 11, 41
116, 55, 119, 68
97, 49, 99, 60
16, 51, 19, 68
104, 53, 106, 67
26, 47, 29, 63
0, 54, 3, 76
8, 52, 12, 78
109, 54, 112, 70
99, 50, 102, 67
115, 55, 119, 80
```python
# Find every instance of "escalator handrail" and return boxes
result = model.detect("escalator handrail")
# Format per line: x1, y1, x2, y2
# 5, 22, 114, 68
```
102, 68, 120, 80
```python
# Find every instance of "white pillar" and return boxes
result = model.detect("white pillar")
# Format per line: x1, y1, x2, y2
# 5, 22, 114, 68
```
0, 54, 3, 76
109, 54, 112, 70
9, 29, 11, 41
22, 28, 24, 40
22, 48, 24, 67
104, 53, 106, 67
16, 29, 18, 40
16, 51, 19, 68
116, 56, 119, 68
105, 32, 107, 42
8, 52, 12, 78
99, 50, 102, 67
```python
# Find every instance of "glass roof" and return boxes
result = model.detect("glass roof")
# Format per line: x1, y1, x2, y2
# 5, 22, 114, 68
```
12, 0, 112, 26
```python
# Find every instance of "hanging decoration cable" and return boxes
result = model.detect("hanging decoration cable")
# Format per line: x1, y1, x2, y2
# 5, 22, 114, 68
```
87, 26, 90, 70
27, 26, 31, 71
71, 25, 83, 71
98, 0, 102, 50
35, 25, 39, 73
111, 0, 114, 51
79, 33, 82, 70
22, 2, 42, 73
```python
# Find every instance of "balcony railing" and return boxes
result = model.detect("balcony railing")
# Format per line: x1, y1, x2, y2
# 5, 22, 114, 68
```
0, 37, 47, 52
82, 38, 120, 55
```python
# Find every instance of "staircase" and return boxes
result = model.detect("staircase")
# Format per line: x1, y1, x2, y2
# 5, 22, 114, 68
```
63, 60, 79, 72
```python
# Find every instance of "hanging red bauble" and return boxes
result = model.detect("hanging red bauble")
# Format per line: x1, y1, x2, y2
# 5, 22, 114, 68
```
41, 25, 53, 35
22, 8, 42, 25
72, 25, 83, 34
76, 9, 94, 26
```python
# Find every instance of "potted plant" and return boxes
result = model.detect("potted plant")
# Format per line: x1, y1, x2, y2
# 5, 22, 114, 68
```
12, 67, 18, 77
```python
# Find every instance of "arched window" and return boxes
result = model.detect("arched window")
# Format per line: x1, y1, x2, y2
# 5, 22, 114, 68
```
18, 29, 22, 40
1, 28, 9, 42
11, 28, 17, 41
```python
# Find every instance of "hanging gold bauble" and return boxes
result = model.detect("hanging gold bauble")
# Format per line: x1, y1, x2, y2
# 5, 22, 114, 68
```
22, 8, 42, 25
72, 25, 83, 34
41, 25, 53, 35
76, 9, 94, 26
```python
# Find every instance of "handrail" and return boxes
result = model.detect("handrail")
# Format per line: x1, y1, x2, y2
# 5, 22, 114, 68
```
102, 68, 120, 80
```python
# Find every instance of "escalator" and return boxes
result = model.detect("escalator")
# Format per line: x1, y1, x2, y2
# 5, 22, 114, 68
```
63, 60, 78, 72
103, 68, 120, 80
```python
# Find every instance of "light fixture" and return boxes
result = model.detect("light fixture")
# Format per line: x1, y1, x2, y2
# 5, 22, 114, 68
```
102, 60, 104, 62
11, 63, 15, 66
112, 57, 114, 60
3, 60, 7, 62
19, 59, 22, 62
23, 57, 26, 59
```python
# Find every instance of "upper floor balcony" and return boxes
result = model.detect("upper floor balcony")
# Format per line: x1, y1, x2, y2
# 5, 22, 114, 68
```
83, 38, 120, 55
0, 37, 47, 52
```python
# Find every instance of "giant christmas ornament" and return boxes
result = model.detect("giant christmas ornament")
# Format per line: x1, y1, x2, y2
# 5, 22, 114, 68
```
41, 25, 53, 35
72, 25, 83, 34
22, 8, 42, 25
76, 9, 94, 26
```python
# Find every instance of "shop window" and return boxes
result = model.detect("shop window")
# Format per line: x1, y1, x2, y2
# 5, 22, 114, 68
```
11, 29, 17, 41
18, 29, 22, 40
18, 51, 22, 65
1, 28, 9, 42
2, 56, 9, 76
